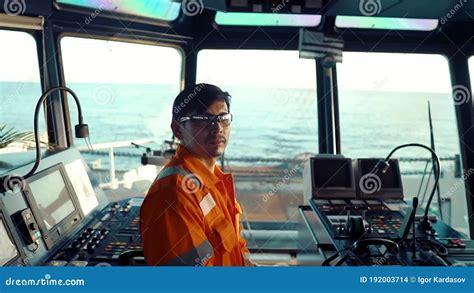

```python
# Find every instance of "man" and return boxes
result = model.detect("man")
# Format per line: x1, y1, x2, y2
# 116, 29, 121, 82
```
140, 84, 253, 266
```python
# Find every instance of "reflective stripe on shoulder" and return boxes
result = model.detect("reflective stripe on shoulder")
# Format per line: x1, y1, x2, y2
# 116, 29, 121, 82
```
156, 166, 203, 192
165, 240, 214, 266
156, 166, 190, 180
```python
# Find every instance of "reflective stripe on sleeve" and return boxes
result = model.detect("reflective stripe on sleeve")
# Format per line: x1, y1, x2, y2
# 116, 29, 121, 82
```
165, 240, 214, 266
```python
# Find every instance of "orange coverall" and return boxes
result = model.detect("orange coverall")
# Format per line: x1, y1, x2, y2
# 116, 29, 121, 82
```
140, 145, 253, 266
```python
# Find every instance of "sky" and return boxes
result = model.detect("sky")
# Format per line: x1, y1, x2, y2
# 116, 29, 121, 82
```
1, 29, 473, 92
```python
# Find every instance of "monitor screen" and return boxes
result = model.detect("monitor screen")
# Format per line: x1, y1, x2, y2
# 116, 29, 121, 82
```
359, 159, 402, 190
313, 158, 353, 189
64, 159, 99, 217
0, 219, 19, 266
28, 169, 76, 231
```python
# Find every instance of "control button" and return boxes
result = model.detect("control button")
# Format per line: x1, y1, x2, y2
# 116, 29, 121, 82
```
91, 237, 100, 245
86, 243, 96, 251
86, 228, 94, 233
100, 229, 109, 236
77, 237, 85, 244
29, 223, 38, 230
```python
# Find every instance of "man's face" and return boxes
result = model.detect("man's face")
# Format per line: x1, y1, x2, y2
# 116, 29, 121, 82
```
174, 100, 231, 159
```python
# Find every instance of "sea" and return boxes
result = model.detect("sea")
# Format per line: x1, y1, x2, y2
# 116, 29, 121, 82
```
0, 82, 462, 173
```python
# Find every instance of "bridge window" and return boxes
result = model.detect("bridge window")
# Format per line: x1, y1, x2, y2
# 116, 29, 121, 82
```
197, 49, 317, 250
0, 30, 42, 171
60, 37, 182, 199
56, 0, 181, 21
336, 16, 438, 31
337, 52, 468, 236
216, 12, 321, 27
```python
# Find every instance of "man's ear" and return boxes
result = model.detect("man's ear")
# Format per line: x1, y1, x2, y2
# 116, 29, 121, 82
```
171, 120, 183, 140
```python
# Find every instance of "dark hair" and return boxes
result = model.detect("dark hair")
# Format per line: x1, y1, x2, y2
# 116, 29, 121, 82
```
172, 84, 231, 121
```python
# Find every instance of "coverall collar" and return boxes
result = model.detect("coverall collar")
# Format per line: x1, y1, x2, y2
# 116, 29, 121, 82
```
176, 144, 231, 188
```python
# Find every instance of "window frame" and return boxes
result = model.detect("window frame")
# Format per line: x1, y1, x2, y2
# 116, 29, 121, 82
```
0, 27, 44, 144
57, 33, 185, 147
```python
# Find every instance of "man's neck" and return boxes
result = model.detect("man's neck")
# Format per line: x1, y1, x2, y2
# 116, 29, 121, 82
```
197, 156, 217, 173
180, 144, 218, 173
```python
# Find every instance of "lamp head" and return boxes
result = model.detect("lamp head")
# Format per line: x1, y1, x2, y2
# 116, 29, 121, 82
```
75, 123, 89, 138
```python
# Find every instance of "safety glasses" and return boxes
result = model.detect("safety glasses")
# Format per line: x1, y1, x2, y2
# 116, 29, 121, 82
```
178, 113, 233, 127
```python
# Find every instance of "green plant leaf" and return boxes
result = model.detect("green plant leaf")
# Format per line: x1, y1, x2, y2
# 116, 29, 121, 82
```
0, 124, 38, 149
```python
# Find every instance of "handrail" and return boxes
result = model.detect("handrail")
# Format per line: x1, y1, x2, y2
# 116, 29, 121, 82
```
75, 139, 154, 151
77, 138, 155, 189
76, 139, 462, 189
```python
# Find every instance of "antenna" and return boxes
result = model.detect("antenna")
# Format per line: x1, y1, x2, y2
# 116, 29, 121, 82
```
428, 101, 443, 221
